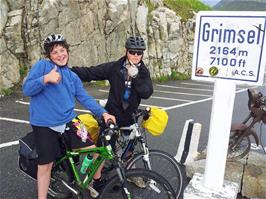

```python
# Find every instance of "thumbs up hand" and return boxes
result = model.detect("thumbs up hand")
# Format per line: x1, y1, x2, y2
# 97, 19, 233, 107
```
44, 65, 61, 84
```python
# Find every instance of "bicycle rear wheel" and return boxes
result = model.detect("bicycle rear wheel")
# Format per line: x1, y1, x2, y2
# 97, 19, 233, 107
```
125, 149, 183, 198
99, 169, 175, 199
227, 130, 251, 160
48, 164, 82, 199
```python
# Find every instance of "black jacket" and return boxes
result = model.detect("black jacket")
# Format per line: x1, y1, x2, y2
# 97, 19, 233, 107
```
71, 56, 153, 126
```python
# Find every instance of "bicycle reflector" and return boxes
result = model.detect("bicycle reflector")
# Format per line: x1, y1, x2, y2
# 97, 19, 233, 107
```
142, 107, 168, 136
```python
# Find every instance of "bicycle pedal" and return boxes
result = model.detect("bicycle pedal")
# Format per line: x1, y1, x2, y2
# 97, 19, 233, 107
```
87, 186, 99, 198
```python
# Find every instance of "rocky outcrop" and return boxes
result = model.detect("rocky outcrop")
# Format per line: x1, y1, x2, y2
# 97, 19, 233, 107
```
0, 0, 195, 90
186, 149, 266, 198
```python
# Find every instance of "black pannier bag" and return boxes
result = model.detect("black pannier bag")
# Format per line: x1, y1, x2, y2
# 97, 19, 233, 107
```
18, 131, 38, 180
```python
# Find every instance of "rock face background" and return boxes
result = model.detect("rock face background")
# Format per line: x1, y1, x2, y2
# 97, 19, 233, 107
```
0, 0, 195, 90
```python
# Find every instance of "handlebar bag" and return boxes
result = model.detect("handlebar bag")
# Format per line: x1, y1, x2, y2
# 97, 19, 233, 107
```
18, 131, 38, 180
142, 107, 168, 136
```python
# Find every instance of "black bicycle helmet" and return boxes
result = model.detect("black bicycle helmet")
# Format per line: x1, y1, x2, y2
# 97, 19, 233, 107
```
43, 34, 65, 52
125, 36, 146, 51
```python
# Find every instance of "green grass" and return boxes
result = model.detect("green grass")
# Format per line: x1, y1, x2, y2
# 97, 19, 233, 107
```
89, 80, 108, 87
163, 0, 211, 21
1, 88, 13, 96
153, 71, 191, 82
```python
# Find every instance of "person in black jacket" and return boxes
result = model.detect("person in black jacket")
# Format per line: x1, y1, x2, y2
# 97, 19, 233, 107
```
72, 36, 153, 127
72, 36, 153, 191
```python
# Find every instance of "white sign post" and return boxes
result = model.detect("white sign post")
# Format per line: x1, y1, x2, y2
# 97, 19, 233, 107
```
184, 11, 266, 199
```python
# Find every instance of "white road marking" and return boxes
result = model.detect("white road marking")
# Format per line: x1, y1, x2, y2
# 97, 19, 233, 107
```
180, 82, 213, 87
163, 87, 249, 110
0, 117, 29, 124
0, 141, 19, 148
151, 96, 192, 102
154, 89, 211, 97
156, 84, 213, 92
2, 84, 263, 150
16, 100, 91, 113
0, 118, 29, 148
98, 89, 162, 107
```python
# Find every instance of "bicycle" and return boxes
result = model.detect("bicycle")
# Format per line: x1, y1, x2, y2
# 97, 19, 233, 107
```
41, 121, 176, 199
227, 88, 266, 160
97, 108, 184, 198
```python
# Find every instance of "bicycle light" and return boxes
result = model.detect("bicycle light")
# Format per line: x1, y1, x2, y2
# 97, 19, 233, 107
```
105, 135, 111, 141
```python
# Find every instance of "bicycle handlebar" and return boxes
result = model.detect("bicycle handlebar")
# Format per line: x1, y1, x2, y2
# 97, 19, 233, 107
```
102, 119, 119, 141
132, 107, 151, 122
248, 89, 266, 110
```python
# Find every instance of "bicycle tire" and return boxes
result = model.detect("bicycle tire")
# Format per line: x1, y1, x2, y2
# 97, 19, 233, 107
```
227, 130, 251, 160
99, 168, 176, 199
125, 149, 183, 198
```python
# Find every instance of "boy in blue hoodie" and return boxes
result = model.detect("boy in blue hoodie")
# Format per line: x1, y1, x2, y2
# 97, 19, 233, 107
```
23, 34, 115, 199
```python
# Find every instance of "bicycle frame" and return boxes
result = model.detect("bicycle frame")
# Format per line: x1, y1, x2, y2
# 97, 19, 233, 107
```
229, 89, 265, 152
54, 144, 114, 189
118, 113, 151, 168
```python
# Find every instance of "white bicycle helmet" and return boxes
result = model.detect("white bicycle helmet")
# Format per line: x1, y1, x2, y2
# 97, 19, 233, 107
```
43, 34, 66, 52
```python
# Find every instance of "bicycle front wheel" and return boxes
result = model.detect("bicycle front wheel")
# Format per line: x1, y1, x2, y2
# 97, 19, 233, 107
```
99, 169, 175, 199
125, 149, 184, 198
227, 131, 251, 160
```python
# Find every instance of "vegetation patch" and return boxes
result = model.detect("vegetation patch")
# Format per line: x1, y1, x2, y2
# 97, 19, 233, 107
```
163, 0, 211, 21
153, 70, 191, 82
1, 88, 13, 96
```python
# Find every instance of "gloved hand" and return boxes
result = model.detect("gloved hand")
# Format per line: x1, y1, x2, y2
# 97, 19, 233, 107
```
127, 60, 139, 78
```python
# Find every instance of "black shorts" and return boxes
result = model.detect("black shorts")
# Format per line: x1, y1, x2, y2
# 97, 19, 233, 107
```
32, 121, 94, 165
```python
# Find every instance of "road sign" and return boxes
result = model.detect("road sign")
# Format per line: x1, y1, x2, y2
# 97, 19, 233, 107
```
192, 11, 266, 85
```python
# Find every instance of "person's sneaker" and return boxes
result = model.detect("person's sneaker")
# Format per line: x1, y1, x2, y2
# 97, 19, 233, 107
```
93, 177, 107, 192
128, 177, 147, 188
87, 185, 99, 198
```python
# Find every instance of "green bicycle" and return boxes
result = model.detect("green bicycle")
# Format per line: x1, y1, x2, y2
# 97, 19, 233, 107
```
44, 121, 176, 199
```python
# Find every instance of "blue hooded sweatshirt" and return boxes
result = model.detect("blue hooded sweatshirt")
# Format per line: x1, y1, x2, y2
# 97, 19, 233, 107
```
23, 59, 106, 127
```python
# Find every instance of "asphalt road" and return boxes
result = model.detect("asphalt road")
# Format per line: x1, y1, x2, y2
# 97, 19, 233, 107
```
0, 77, 265, 199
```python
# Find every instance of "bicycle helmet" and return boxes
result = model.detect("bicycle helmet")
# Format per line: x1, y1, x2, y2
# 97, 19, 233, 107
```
125, 36, 146, 51
43, 34, 65, 51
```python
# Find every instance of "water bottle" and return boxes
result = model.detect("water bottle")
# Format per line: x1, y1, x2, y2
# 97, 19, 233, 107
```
80, 154, 93, 174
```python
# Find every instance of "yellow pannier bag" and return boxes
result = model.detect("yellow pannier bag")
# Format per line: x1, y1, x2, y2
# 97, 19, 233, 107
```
76, 114, 100, 143
142, 107, 168, 136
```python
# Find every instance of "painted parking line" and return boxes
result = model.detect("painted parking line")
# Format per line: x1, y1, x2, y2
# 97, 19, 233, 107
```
16, 100, 92, 113
156, 84, 213, 92
0, 140, 19, 148
154, 90, 211, 97
98, 89, 164, 107
151, 96, 192, 102
2, 85, 264, 149
180, 82, 213, 87
16, 99, 166, 110
0, 117, 29, 149
0, 117, 29, 124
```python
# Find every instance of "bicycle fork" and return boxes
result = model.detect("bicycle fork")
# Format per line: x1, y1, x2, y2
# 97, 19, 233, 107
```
139, 138, 152, 170
115, 161, 132, 199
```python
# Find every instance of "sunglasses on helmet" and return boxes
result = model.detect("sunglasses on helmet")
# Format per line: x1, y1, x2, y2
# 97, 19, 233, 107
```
128, 50, 143, 56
